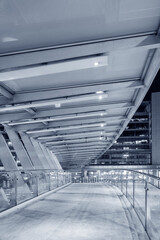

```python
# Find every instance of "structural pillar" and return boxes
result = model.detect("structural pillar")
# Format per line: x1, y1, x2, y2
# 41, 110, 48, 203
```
30, 138, 51, 169
0, 133, 18, 171
4, 126, 33, 170
152, 92, 160, 165
39, 144, 55, 169
20, 133, 44, 169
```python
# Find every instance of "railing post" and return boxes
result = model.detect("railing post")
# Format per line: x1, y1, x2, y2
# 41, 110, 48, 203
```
121, 171, 123, 193
133, 172, 135, 208
13, 173, 17, 206
126, 172, 128, 197
145, 179, 149, 232
35, 173, 39, 196
48, 172, 51, 191
57, 172, 59, 187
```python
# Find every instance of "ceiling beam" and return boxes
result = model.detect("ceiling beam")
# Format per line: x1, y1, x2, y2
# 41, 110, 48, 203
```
37, 130, 105, 141
8, 110, 108, 126
45, 137, 107, 145
47, 142, 109, 149
6, 78, 142, 104
0, 55, 108, 82
0, 33, 159, 70
0, 92, 108, 113
26, 122, 107, 134
13, 116, 121, 132
0, 101, 133, 123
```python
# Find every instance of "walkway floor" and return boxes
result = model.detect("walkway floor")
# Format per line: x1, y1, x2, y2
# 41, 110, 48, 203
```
0, 183, 133, 240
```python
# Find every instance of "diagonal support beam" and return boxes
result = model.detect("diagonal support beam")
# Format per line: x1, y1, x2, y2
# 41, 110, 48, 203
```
0, 86, 13, 99
0, 133, 18, 170
30, 138, 51, 169
20, 132, 44, 169
4, 126, 34, 170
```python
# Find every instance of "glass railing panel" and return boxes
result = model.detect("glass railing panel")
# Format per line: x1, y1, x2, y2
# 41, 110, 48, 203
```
50, 171, 58, 190
0, 172, 16, 212
37, 171, 50, 195
0, 170, 71, 212
16, 172, 36, 204
147, 183, 160, 240
134, 175, 145, 226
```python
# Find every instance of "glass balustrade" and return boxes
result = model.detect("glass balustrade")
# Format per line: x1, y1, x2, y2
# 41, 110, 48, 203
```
0, 169, 71, 213
85, 167, 160, 240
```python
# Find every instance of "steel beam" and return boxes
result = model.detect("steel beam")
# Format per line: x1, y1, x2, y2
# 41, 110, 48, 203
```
0, 33, 160, 70
0, 86, 13, 99
4, 126, 33, 170
26, 122, 107, 135
0, 101, 133, 123
0, 133, 18, 170
13, 116, 116, 132
47, 150, 62, 170
20, 132, 44, 169
30, 138, 51, 169
4, 78, 141, 104
39, 143, 55, 169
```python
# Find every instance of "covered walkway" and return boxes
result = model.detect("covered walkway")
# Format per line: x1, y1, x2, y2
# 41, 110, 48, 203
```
0, 183, 138, 240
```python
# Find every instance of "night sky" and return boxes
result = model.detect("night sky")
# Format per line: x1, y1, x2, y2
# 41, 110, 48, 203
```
144, 69, 160, 100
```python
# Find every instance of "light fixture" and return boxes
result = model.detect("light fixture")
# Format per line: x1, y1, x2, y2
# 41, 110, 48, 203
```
100, 113, 104, 116
0, 55, 108, 82
101, 123, 104, 128
94, 62, 99, 67
55, 103, 61, 108
96, 91, 104, 94
98, 95, 103, 100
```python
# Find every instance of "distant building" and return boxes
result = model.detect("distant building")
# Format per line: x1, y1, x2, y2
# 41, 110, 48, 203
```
90, 101, 151, 165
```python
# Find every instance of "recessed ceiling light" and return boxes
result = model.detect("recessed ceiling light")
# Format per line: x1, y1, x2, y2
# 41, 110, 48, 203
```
100, 113, 104, 116
96, 91, 104, 94
94, 62, 99, 67
99, 95, 103, 100
55, 103, 61, 108
101, 124, 104, 128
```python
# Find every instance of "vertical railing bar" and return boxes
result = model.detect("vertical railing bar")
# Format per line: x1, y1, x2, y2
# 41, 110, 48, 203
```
14, 173, 17, 206
133, 172, 135, 208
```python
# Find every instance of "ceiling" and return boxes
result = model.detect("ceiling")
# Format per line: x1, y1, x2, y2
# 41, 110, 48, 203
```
0, 0, 160, 170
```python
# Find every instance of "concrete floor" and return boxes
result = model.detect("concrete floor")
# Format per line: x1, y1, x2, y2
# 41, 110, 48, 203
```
0, 183, 133, 240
